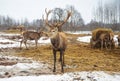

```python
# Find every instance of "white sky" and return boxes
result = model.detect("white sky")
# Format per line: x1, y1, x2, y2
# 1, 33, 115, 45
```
0, 0, 109, 24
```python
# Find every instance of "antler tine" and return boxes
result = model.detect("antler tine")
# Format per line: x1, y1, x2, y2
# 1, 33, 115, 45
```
42, 14, 45, 22
42, 14, 51, 31
45, 8, 52, 15
58, 10, 72, 27
67, 10, 72, 18
45, 8, 53, 28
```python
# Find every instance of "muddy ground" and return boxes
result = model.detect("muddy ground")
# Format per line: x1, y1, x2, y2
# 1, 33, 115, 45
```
0, 33, 120, 77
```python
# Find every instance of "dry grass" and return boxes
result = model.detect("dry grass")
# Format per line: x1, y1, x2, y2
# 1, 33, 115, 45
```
14, 33, 120, 73
4, 29, 21, 34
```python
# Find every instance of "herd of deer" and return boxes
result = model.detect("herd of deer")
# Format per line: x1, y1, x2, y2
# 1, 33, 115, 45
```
90, 32, 115, 50
18, 8, 120, 73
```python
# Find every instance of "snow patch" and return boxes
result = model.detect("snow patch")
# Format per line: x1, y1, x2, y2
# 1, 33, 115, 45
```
0, 71, 120, 81
0, 33, 50, 48
66, 31, 91, 34
77, 35, 118, 45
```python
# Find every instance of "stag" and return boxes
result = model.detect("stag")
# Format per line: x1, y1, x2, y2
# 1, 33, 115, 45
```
44, 8, 71, 72
20, 30, 48, 49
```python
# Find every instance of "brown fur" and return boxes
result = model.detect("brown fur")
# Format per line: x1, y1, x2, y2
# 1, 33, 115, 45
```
50, 32, 67, 51
49, 29, 67, 72
99, 33, 109, 49
20, 31, 47, 49
91, 28, 115, 49
99, 33, 114, 50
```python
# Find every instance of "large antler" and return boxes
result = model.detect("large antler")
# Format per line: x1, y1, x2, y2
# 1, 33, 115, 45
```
57, 10, 72, 27
45, 8, 53, 28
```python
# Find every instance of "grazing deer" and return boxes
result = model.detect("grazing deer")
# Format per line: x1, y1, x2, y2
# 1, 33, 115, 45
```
90, 38, 99, 48
20, 30, 48, 49
44, 8, 71, 72
99, 33, 114, 50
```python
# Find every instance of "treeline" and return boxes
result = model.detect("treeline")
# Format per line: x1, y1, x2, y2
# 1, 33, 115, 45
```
0, 5, 84, 31
0, 1, 120, 32
87, 0, 120, 31
0, 15, 43, 31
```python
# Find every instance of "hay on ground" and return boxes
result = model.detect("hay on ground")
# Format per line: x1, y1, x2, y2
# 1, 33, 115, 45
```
92, 28, 114, 41
91, 28, 115, 49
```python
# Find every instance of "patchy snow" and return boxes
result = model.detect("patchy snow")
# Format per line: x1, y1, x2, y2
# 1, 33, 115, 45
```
77, 35, 118, 45
0, 56, 120, 81
0, 55, 52, 78
77, 36, 91, 43
66, 31, 91, 34
38, 37, 50, 44
0, 33, 50, 48
0, 32, 118, 48
0, 32, 20, 36
0, 71, 120, 81
0, 32, 120, 81
0, 37, 20, 48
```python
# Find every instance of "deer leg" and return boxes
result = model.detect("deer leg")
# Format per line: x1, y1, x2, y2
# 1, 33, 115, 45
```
59, 53, 62, 62
101, 40, 103, 50
53, 50, 56, 72
105, 41, 108, 49
63, 51, 65, 66
35, 40, 38, 48
24, 40, 28, 49
59, 50, 64, 63
20, 39, 23, 49
109, 41, 112, 49
60, 50, 64, 73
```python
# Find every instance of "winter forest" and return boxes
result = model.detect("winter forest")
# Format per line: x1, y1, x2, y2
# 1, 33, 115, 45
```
0, 0, 120, 31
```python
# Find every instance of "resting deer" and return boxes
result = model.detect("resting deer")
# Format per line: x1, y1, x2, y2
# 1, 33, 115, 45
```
44, 8, 71, 72
20, 30, 48, 49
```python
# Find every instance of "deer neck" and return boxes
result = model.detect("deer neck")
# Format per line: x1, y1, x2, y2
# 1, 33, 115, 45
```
50, 32, 59, 39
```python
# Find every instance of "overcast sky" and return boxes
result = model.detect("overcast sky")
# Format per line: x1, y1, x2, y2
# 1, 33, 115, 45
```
0, 0, 110, 24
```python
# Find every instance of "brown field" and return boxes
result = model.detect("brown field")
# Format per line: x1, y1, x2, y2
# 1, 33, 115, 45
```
15, 33, 120, 73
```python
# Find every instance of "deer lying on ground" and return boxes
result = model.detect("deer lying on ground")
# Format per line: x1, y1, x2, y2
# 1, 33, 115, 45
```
44, 8, 71, 72
20, 30, 48, 49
